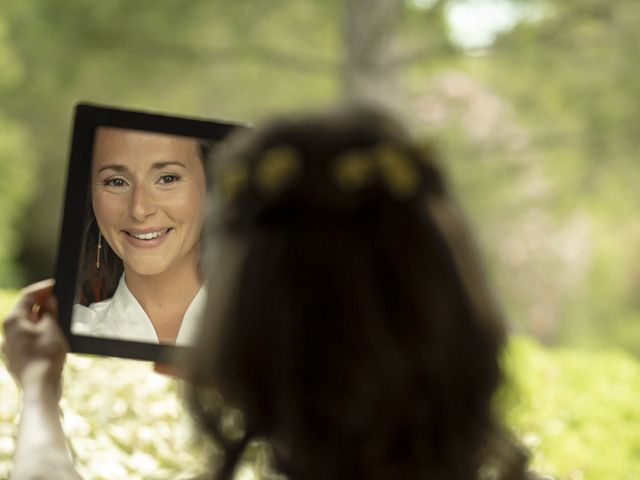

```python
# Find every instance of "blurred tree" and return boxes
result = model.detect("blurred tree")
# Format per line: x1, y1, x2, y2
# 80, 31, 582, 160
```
408, 0, 640, 350
486, 0, 640, 350
343, 0, 456, 110
0, 115, 35, 287
2, 0, 456, 284
343, 0, 402, 106
3, 0, 637, 353
0, 0, 344, 282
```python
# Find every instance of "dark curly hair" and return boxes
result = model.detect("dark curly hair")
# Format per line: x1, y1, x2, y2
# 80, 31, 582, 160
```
187, 105, 529, 480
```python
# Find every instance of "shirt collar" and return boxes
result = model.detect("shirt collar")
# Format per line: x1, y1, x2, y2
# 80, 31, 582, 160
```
107, 274, 206, 345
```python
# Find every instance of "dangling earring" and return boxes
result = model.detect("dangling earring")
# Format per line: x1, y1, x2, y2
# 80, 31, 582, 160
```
96, 232, 102, 269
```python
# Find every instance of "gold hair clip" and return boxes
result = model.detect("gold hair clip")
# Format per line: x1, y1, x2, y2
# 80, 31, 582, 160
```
373, 144, 419, 199
254, 146, 302, 195
216, 142, 420, 204
333, 143, 419, 199
332, 149, 376, 192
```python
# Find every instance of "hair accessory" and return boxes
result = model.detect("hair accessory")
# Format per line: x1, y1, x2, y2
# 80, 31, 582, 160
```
333, 143, 419, 199
96, 231, 102, 269
254, 146, 301, 195
216, 146, 302, 202
332, 149, 376, 192
373, 144, 419, 199
216, 142, 420, 204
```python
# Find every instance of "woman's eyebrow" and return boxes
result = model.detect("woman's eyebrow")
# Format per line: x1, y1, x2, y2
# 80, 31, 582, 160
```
95, 161, 187, 175
96, 164, 128, 175
152, 161, 187, 170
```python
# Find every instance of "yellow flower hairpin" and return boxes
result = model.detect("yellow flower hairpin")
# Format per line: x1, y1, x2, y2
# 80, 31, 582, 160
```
254, 145, 302, 195
215, 145, 302, 202
217, 142, 420, 203
332, 149, 376, 192
332, 143, 420, 199
373, 144, 419, 199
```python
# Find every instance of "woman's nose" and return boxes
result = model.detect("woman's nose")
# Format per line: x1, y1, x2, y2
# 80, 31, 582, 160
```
129, 185, 157, 221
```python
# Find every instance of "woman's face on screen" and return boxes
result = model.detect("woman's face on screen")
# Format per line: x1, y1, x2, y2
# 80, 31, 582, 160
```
92, 127, 207, 277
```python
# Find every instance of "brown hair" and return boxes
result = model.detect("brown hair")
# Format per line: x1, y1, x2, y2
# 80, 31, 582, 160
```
188, 106, 528, 480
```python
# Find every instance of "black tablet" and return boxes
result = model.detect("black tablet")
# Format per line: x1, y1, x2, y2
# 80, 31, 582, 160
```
54, 103, 245, 362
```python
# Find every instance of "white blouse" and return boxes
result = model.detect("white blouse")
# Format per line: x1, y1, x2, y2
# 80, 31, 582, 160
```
71, 275, 205, 346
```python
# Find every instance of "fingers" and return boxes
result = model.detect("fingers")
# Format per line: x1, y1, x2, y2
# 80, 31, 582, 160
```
2, 310, 68, 385
5, 279, 56, 327
153, 362, 186, 379
3, 279, 59, 355
19, 279, 56, 315
43, 293, 58, 316
39, 312, 69, 350
1, 280, 67, 392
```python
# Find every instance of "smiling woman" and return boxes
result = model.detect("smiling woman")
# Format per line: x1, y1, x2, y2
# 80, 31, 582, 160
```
71, 127, 208, 346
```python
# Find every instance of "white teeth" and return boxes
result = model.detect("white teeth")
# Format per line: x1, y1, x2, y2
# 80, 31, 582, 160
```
129, 229, 168, 240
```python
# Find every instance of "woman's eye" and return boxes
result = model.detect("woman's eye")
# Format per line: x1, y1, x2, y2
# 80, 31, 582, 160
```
159, 174, 180, 184
104, 178, 127, 188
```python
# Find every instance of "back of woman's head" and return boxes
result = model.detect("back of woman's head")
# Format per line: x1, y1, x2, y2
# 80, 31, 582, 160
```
188, 105, 527, 480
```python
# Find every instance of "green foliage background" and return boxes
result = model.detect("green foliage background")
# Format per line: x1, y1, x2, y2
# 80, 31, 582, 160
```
1, 0, 638, 352
1, 0, 640, 478
0, 116, 34, 286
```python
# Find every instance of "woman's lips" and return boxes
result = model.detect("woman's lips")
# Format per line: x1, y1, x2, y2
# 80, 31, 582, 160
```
125, 228, 170, 240
122, 228, 172, 247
